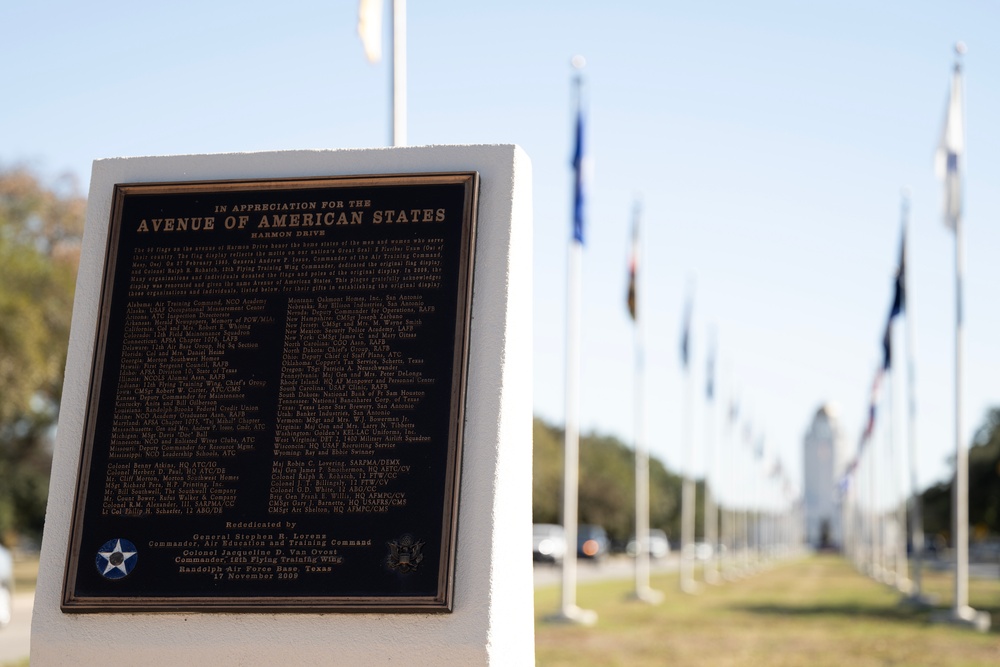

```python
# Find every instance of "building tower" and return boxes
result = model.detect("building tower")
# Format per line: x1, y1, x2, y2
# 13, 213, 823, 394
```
803, 404, 844, 549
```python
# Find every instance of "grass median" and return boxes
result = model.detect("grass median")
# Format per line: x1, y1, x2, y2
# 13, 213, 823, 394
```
534, 555, 1000, 667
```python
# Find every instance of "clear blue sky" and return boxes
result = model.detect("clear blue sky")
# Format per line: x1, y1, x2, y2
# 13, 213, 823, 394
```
3, 1, 999, 506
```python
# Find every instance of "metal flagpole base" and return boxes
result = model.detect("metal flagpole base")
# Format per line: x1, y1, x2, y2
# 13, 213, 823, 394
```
930, 605, 991, 633
545, 604, 598, 626
628, 587, 664, 605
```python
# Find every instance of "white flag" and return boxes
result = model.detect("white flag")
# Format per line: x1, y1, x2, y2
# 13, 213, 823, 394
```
358, 0, 383, 64
935, 62, 964, 231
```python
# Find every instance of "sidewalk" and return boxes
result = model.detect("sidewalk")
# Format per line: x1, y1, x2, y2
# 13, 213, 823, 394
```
0, 591, 33, 665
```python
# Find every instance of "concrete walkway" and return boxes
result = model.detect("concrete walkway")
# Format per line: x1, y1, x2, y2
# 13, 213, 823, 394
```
0, 592, 33, 665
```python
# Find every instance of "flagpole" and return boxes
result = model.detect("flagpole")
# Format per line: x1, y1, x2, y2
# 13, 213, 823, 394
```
952, 130, 969, 616
630, 202, 662, 604
948, 42, 988, 630
948, 49, 974, 618
751, 439, 761, 571
390, 0, 406, 146
901, 194, 927, 603
930, 42, 988, 631
550, 58, 596, 626
703, 331, 720, 584
678, 290, 697, 593
891, 197, 911, 595
741, 422, 751, 575
722, 380, 737, 581
885, 359, 901, 588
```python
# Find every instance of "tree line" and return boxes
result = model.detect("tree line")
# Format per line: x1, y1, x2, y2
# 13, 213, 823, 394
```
532, 416, 705, 545
0, 166, 83, 545
921, 407, 1000, 545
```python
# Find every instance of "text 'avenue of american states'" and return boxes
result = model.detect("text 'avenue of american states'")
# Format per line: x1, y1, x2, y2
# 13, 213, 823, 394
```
63, 174, 478, 611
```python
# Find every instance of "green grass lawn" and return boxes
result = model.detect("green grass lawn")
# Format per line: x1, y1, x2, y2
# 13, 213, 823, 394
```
5, 554, 997, 667
535, 555, 1000, 667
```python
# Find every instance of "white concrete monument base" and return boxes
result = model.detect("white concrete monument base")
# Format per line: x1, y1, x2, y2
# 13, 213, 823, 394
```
31, 145, 534, 666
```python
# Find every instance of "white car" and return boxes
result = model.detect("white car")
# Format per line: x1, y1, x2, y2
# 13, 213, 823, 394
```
627, 529, 670, 559
0, 544, 13, 629
532, 524, 567, 564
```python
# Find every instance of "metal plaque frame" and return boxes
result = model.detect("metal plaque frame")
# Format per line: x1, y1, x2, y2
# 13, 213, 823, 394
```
61, 172, 478, 612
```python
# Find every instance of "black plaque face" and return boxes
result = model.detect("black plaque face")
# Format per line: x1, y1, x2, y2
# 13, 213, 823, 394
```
61, 173, 478, 612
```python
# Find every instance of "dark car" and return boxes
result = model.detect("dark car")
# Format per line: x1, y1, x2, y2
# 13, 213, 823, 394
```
577, 524, 610, 560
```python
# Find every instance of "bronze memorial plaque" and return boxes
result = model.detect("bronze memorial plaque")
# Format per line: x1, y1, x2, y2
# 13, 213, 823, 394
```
62, 173, 479, 612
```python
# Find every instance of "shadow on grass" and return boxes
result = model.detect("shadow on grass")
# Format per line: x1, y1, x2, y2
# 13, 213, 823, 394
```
731, 602, 931, 624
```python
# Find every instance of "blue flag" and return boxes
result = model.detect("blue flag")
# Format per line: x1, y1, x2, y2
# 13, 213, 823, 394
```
882, 226, 906, 370
705, 343, 715, 400
571, 108, 585, 244
889, 226, 906, 320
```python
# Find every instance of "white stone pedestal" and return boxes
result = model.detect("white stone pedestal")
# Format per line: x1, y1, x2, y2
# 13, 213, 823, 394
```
31, 145, 533, 666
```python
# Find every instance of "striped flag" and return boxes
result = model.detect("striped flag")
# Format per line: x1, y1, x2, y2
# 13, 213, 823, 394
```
626, 204, 639, 319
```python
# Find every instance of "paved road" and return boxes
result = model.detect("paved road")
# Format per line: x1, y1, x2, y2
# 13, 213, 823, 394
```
0, 592, 33, 665
534, 554, 680, 588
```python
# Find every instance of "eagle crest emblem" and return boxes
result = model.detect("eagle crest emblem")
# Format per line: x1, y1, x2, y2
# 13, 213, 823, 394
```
387, 534, 424, 573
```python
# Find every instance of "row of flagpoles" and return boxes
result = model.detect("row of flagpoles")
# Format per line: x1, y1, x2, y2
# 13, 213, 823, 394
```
552, 57, 802, 625
354, 10, 989, 631
838, 44, 989, 631
552, 44, 990, 632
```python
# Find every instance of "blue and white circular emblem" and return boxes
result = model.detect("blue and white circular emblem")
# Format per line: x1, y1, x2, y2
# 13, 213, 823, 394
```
95, 538, 138, 579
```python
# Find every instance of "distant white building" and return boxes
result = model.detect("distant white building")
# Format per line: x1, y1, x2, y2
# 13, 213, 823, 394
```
803, 405, 844, 549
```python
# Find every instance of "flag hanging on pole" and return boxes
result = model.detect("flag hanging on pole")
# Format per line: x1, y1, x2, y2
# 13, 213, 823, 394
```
882, 225, 907, 370
626, 204, 639, 319
357, 0, 383, 63
706, 334, 715, 401
889, 226, 906, 319
935, 56, 964, 231
679, 297, 692, 370
571, 86, 586, 245
882, 322, 893, 371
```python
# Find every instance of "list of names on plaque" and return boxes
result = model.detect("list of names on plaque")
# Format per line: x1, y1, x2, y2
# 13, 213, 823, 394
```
64, 175, 477, 611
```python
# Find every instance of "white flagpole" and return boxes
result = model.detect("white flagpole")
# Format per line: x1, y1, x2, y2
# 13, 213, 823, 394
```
952, 113, 970, 619
631, 203, 661, 604
901, 193, 927, 602
679, 294, 697, 594
722, 380, 737, 581
740, 422, 753, 577
869, 422, 881, 580
892, 199, 911, 595
680, 393, 696, 593
703, 333, 720, 584
886, 361, 900, 588
550, 59, 596, 626
390, 0, 406, 146
932, 42, 989, 632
